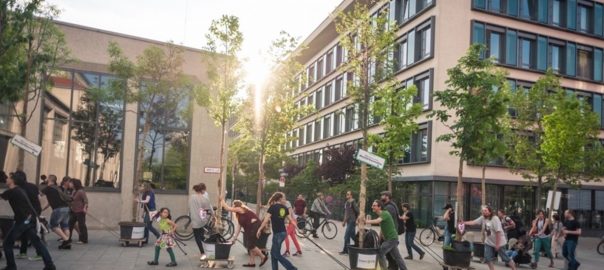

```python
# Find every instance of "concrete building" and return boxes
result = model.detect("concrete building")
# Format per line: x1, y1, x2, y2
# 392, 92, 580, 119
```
288, 0, 604, 233
0, 21, 225, 227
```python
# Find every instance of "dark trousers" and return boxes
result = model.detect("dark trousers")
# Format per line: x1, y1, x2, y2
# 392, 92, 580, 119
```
271, 231, 297, 270
404, 231, 424, 258
19, 233, 41, 256
144, 212, 159, 242
309, 211, 322, 236
3, 221, 54, 269
69, 211, 88, 242
562, 240, 580, 270
193, 228, 205, 254
343, 221, 356, 252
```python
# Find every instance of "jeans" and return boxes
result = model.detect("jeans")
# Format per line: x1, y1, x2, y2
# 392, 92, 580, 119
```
342, 221, 356, 252
4, 220, 54, 269
143, 211, 159, 242
49, 207, 70, 229
562, 240, 580, 270
378, 239, 407, 270
193, 228, 205, 254
404, 231, 424, 258
309, 211, 322, 236
444, 226, 452, 247
533, 237, 553, 263
19, 233, 41, 256
69, 211, 88, 242
270, 231, 297, 270
484, 244, 511, 264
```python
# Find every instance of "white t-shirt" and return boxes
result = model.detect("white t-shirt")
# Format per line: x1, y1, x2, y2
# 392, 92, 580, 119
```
473, 215, 506, 248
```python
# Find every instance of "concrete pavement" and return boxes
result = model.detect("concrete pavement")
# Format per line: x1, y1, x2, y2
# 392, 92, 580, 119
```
5, 227, 601, 269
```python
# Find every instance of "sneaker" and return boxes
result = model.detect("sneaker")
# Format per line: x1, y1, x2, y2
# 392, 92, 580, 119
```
166, 262, 177, 267
15, 253, 28, 259
404, 256, 413, 260
147, 261, 158, 266
282, 251, 290, 257
338, 251, 348, 255
75, 241, 87, 244
293, 251, 302, 256
28, 255, 43, 261
420, 253, 425, 260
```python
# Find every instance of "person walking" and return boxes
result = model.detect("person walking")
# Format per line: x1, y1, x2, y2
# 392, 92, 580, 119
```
257, 192, 298, 270
293, 194, 307, 217
364, 200, 407, 270
551, 212, 563, 259
463, 206, 516, 270
283, 198, 302, 257
562, 209, 581, 270
443, 203, 455, 247
339, 190, 358, 255
147, 208, 178, 267
309, 192, 331, 238
400, 203, 425, 260
529, 210, 554, 268
15, 171, 45, 260
497, 209, 517, 241
189, 183, 213, 259
40, 175, 72, 250
68, 179, 88, 244
1, 171, 56, 270
136, 182, 160, 245
380, 191, 403, 270
221, 198, 268, 267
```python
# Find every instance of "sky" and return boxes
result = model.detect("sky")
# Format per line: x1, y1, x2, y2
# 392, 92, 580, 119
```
45, 0, 342, 88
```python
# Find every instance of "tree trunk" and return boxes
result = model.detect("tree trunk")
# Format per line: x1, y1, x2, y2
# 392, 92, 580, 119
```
536, 175, 543, 211
216, 121, 227, 226
256, 154, 265, 215
455, 157, 464, 240
133, 119, 152, 221
481, 166, 486, 243
387, 163, 393, 193
358, 162, 368, 249
231, 159, 236, 202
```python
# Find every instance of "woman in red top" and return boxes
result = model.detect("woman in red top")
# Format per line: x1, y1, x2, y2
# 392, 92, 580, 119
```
220, 199, 268, 267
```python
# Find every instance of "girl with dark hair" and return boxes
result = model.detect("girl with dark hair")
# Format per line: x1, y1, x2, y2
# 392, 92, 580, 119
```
136, 182, 160, 244
551, 212, 563, 259
221, 198, 268, 267
189, 183, 212, 258
148, 207, 178, 267
68, 179, 88, 244
529, 210, 554, 268
258, 192, 298, 270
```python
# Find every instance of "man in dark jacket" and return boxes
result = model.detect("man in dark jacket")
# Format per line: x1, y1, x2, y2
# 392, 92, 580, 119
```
14, 171, 44, 259
1, 171, 55, 270
340, 190, 359, 254
381, 191, 401, 270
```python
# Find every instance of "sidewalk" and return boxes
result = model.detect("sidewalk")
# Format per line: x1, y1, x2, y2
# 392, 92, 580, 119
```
7, 228, 600, 269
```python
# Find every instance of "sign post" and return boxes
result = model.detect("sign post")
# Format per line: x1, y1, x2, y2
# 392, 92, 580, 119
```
355, 149, 385, 170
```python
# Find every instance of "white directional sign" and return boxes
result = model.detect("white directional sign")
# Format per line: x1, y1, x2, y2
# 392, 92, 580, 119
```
10, 135, 42, 157
204, 167, 221, 174
546, 190, 562, 211
355, 149, 385, 170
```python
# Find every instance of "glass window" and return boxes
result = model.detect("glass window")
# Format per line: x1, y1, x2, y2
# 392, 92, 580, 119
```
317, 58, 324, 80
549, 44, 562, 73
336, 44, 343, 67
326, 51, 333, 74
577, 49, 592, 79
488, 0, 501, 11
520, 0, 537, 19
520, 38, 535, 69
306, 124, 312, 143
335, 77, 343, 101
399, 124, 430, 164
407, 31, 416, 65
552, 0, 561, 25
416, 76, 431, 110
324, 83, 332, 106
419, 25, 432, 58
578, 4, 592, 33
488, 32, 502, 62
503, 185, 534, 226
345, 106, 354, 132
506, 30, 518, 65
323, 115, 331, 139
314, 120, 321, 141
308, 65, 315, 85
400, 40, 408, 69
299, 127, 305, 146
567, 42, 577, 76
333, 111, 341, 136
315, 89, 323, 110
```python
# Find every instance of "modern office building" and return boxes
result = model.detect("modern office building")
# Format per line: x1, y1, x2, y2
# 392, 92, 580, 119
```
288, 0, 604, 233
0, 21, 225, 226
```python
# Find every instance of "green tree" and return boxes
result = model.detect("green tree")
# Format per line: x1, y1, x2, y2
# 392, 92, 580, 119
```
235, 32, 309, 214
370, 84, 422, 193
0, 0, 41, 102
430, 44, 508, 237
4, 4, 69, 169
541, 90, 604, 212
335, 0, 397, 247
107, 42, 193, 220
508, 70, 558, 210
196, 15, 243, 219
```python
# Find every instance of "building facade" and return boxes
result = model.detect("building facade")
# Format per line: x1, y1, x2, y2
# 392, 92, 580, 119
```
288, 0, 604, 233
0, 21, 225, 227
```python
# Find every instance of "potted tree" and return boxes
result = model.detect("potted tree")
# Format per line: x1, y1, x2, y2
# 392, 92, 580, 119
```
430, 44, 509, 267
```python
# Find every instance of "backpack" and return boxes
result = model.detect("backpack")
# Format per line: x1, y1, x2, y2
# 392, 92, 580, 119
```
386, 201, 405, 235
354, 229, 380, 248
510, 215, 526, 237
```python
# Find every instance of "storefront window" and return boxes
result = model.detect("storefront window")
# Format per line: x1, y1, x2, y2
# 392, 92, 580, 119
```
567, 189, 592, 229
469, 184, 501, 219
503, 185, 534, 226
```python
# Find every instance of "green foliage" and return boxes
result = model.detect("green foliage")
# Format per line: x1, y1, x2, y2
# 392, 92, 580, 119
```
541, 90, 603, 186
285, 162, 326, 202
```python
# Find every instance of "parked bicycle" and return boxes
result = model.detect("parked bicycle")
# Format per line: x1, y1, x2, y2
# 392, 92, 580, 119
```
295, 214, 337, 239
419, 217, 445, 246
174, 208, 234, 241
598, 234, 604, 255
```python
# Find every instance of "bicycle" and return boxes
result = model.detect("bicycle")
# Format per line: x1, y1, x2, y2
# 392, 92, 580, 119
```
419, 217, 445, 246
598, 234, 604, 255
294, 215, 314, 238
298, 214, 338, 239
174, 209, 234, 241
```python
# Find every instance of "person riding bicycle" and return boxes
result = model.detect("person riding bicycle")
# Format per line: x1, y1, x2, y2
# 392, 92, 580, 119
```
310, 192, 331, 238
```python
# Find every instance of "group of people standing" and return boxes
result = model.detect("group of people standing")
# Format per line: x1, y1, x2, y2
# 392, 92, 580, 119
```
0, 171, 88, 270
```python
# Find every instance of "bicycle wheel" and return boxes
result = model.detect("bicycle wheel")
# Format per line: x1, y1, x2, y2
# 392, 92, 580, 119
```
295, 217, 312, 238
419, 228, 436, 246
321, 221, 338, 239
598, 241, 604, 255
174, 215, 194, 241
218, 218, 235, 241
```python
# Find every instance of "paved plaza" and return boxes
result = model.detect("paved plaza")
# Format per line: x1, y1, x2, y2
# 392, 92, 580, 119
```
6, 228, 601, 270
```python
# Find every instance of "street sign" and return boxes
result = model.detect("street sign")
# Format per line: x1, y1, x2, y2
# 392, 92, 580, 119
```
9, 135, 41, 157
204, 167, 221, 174
546, 190, 562, 211
355, 149, 385, 170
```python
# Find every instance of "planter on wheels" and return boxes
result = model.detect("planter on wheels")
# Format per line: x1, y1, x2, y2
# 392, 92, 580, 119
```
118, 221, 145, 247
202, 242, 232, 260
348, 247, 379, 270
443, 241, 472, 268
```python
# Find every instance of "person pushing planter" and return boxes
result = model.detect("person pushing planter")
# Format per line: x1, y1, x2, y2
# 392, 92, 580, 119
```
363, 200, 407, 270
